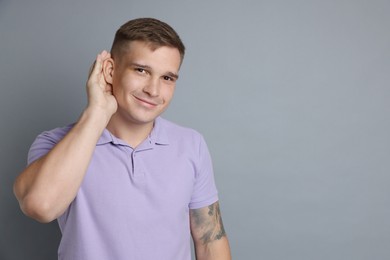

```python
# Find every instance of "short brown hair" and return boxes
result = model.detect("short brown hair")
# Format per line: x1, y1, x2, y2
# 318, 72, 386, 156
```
110, 18, 185, 63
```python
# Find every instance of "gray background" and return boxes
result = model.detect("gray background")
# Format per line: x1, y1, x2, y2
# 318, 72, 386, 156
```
1, 0, 389, 259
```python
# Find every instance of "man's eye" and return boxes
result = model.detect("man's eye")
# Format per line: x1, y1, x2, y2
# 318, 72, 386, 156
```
136, 68, 146, 73
163, 76, 173, 81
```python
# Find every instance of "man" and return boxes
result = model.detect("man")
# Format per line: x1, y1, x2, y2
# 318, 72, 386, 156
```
13, 18, 231, 259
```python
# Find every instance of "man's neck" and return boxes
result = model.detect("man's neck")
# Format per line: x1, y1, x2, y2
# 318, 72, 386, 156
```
106, 114, 155, 148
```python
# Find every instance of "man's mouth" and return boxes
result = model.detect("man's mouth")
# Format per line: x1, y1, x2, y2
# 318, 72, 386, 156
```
133, 95, 160, 107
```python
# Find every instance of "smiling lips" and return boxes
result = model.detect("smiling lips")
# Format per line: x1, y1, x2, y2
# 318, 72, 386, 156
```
133, 95, 161, 107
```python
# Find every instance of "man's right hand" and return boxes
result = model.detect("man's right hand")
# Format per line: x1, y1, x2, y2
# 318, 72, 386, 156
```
86, 50, 118, 123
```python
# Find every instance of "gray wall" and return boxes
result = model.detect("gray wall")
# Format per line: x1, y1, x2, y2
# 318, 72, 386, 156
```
1, 0, 389, 259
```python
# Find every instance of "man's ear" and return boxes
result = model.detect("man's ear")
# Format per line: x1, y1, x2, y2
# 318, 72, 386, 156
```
103, 58, 114, 84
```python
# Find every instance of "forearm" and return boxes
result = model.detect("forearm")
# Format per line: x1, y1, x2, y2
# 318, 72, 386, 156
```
194, 237, 231, 260
14, 108, 109, 222
191, 202, 232, 260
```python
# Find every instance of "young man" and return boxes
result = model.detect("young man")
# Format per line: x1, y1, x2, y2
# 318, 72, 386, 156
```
14, 18, 231, 259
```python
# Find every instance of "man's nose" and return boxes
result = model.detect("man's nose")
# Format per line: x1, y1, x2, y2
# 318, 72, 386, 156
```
143, 77, 160, 97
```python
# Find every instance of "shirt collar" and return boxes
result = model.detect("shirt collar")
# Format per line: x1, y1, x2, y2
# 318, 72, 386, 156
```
149, 117, 169, 145
96, 116, 169, 146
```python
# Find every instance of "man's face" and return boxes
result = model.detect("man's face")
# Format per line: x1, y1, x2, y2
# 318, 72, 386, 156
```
111, 41, 181, 126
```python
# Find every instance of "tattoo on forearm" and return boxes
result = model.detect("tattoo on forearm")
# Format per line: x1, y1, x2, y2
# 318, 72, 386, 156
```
190, 202, 227, 244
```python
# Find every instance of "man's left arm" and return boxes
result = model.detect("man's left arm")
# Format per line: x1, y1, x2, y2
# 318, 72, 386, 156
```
190, 201, 232, 260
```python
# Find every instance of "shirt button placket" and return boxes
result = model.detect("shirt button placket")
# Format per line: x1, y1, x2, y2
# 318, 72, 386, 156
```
132, 150, 146, 185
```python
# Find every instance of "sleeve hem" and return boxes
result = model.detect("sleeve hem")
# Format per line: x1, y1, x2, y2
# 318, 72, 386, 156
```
189, 195, 219, 210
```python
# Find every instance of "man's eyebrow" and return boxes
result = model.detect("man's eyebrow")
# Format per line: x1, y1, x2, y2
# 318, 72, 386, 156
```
130, 62, 179, 80
130, 63, 151, 70
166, 71, 179, 80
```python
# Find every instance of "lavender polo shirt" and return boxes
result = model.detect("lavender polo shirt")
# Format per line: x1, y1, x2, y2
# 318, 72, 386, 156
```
27, 117, 219, 260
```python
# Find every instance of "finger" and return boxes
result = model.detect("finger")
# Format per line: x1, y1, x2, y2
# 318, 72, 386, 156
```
88, 60, 97, 78
88, 52, 103, 78
101, 51, 111, 61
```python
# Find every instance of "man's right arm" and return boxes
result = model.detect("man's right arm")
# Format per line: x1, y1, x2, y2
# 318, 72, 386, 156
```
13, 51, 117, 223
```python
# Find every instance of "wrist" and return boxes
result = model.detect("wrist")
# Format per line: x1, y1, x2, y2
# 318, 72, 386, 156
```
79, 106, 113, 131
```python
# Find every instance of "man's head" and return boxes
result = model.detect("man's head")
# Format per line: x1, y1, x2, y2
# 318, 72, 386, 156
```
103, 18, 184, 128
110, 18, 185, 64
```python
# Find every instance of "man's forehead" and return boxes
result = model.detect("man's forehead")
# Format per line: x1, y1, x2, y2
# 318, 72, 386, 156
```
120, 42, 180, 67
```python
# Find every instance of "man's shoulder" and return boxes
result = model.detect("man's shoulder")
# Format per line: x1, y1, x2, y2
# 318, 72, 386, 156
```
157, 117, 203, 140
36, 123, 75, 143
27, 124, 75, 165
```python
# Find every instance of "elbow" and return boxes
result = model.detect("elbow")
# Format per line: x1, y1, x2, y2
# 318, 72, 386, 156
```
13, 174, 59, 223
18, 194, 58, 223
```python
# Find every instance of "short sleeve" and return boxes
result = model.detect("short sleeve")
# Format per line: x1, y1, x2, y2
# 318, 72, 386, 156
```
189, 135, 219, 209
27, 125, 72, 165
